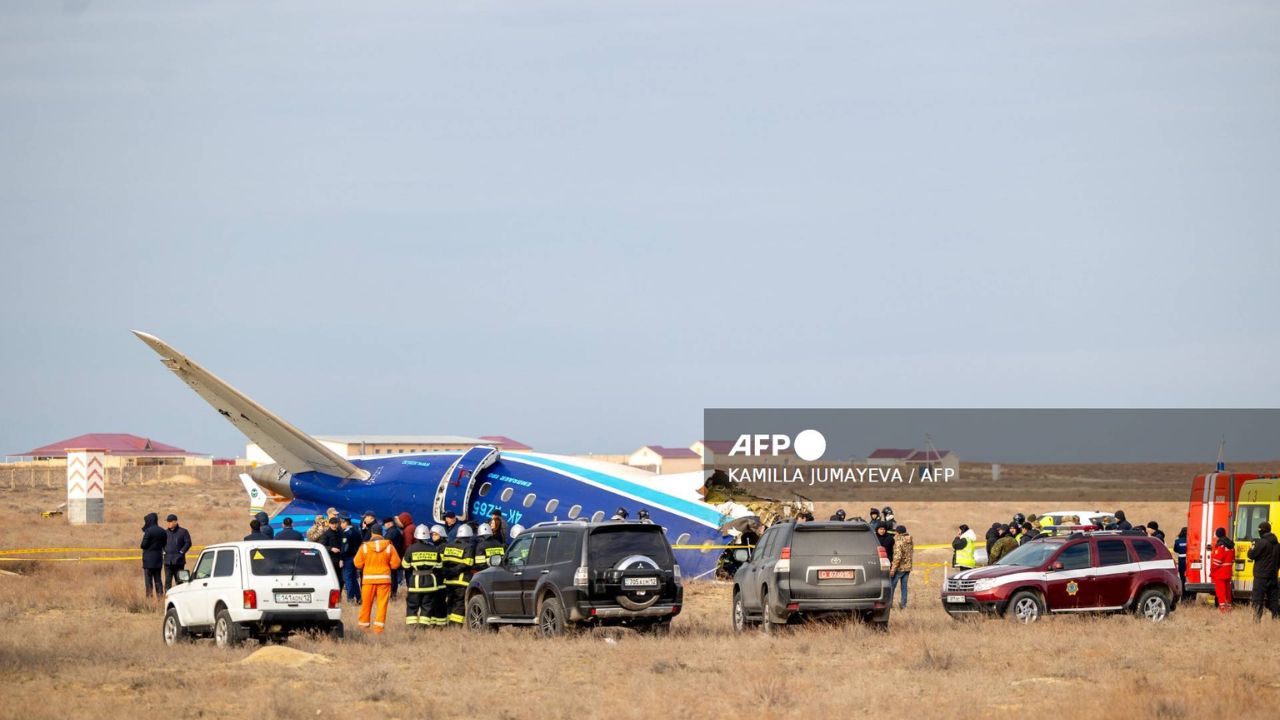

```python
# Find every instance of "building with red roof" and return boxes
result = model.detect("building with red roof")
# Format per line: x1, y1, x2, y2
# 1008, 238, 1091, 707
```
14, 433, 208, 467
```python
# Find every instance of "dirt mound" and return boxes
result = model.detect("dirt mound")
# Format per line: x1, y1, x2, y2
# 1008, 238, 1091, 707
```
238, 646, 331, 668
140, 474, 201, 486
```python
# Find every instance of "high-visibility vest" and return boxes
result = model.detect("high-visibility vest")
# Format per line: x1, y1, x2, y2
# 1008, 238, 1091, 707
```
475, 538, 505, 567
441, 540, 475, 586
1039, 516, 1055, 535
402, 541, 443, 593
955, 536, 977, 567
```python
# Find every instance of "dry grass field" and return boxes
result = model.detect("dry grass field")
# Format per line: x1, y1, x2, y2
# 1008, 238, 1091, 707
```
1, 472, 1277, 720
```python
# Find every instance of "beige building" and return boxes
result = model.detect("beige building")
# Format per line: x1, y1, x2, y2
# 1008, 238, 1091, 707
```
245, 434, 519, 464
626, 445, 702, 475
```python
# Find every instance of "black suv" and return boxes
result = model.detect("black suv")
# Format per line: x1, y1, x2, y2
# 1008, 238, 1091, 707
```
732, 520, 891, 632
465, 521, 683, 637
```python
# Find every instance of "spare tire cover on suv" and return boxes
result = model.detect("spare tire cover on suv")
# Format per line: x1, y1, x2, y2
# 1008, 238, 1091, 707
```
611, 555, 664, 610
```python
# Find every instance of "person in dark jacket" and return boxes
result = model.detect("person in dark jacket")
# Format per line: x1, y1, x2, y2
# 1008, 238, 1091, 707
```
361, 511, 378, 542
1145, 521, 1166, 543
319, 516, 345, 589
254, 510, 274, 538
1247, 521, 1280, 621
162, 514, 192, 590
1173, 527, 1188, 591
829, 509, 846, 522
244, 519, 270, 541
339, 515, 363, 603
1114, 510, 1132, 531
488, 510, 507, 544
985, 522, 1002, 555
275, 517, 304, 541
875, 523, 895, 560
1019, 522, 1040, 544
382, 517, 405, 598
140, 512, 167, 597
443, 511, 460, 540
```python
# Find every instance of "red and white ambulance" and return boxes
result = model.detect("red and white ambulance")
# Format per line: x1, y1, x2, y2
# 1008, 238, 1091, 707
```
1186, 471, 1280, 599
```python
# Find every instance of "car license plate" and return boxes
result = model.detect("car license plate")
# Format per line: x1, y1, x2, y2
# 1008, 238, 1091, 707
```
275, 592, 311, 604
818, 570, 855, 580
946, 595, 966, 604
624, 577, 658, 588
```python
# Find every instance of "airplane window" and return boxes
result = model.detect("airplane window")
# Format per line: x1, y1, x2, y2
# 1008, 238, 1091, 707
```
545, 499, 559, 513
477, 482, 492, 497
591, 511, 605, 523
567, 505, 582, 519
675, 533, 691, 546
523, 493, 536, 508
500, 487, 514, 502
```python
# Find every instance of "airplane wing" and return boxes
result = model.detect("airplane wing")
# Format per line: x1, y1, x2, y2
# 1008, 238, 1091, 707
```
133, 331, 369, 481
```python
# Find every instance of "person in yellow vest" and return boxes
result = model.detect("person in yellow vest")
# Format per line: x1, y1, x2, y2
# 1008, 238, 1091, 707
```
1039, 514, 1056, 537
352, 524, 401, 633
952, 524, 978, 569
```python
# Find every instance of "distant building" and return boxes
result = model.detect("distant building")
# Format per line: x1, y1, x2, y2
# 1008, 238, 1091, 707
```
867, 448, 916, 466
477, 436, 534, 451
626, 445, 702, 475
245, 434, 521, 464
690, 440, 735, 464
906, 448, 960, 477
14, 433, 209, 467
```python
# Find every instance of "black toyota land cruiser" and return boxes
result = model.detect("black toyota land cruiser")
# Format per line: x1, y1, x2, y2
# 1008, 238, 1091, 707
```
732, 520, 891, 632
465, 521, 683, 637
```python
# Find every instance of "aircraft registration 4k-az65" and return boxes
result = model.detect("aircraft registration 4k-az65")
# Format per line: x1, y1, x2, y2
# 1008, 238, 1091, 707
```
132, 331, 752, 579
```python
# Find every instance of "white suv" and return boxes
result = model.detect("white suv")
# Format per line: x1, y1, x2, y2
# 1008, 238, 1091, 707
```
163, 540, 343, 647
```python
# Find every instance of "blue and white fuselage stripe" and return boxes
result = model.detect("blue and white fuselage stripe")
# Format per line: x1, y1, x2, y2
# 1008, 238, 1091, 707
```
272, 451, 733, 579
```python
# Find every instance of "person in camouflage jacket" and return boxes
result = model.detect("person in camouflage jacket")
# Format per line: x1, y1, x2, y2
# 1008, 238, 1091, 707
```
889, 526, 913, 609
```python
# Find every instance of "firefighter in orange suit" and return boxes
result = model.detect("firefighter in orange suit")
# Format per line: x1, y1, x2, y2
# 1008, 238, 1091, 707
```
1210, 527, 1236, 613
353, 523, 402, 632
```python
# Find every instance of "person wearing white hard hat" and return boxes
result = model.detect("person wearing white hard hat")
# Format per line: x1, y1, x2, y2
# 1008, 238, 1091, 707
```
402, 524, 447, 629
509, 524, 525, 540
441, 523, 476, 626
474, 522, 505, 569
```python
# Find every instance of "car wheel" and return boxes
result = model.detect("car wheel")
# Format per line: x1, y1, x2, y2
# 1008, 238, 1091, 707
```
467, 594, 498, 634
327, 623, 345, 640
731, 589, 755, 633
1006, 591, 1045, 624
214, 608, 247, 648
162, 607, 190, 646
537, 595, 568, 639
1136, 589, 1170, 622
760, 587, 785, 633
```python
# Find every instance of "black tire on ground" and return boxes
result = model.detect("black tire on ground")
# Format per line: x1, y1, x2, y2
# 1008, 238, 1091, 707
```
1135, 588, 1171, 622
863, 607, 891, 630
162, 607, 190, 646
327, 623, 345, 640
1005, 590, 1045, 624
760, 587, 785, 634
467, 594, 498, 633
214, 608, 247, 648
731, 589, 755, 633
537, 595, 569, 639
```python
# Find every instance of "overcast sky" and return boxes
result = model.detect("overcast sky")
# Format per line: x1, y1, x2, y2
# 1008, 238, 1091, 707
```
2, 1, 1278, 458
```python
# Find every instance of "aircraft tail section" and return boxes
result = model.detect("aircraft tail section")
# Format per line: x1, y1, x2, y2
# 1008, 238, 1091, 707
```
133, 331, 369, 481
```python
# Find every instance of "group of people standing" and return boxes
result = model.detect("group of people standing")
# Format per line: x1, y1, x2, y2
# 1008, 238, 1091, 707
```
139, 512, 192, 597
1206, 521, 1280, 621
820, 506, 914, 609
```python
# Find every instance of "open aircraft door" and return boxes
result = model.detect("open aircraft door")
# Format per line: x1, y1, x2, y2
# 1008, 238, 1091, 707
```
433, 446, 500, 522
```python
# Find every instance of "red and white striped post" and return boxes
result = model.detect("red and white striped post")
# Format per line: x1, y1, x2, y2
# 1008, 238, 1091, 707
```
67, 449, 106, 524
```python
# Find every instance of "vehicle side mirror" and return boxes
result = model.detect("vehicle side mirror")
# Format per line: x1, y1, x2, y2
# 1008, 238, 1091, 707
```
488, 555, 503, 567
176, 569, 190, 584
1050, 561, 1063, 571
732, 549, 750, 562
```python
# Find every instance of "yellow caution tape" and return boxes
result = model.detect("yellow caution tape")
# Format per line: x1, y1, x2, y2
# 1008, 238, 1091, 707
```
0, 546, 207, 556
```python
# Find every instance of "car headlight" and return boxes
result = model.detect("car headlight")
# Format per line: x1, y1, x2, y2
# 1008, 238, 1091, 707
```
972, 578, 998, 593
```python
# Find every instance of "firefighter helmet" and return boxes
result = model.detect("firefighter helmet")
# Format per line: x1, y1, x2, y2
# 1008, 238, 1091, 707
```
478, 523, 492, 537
414, 525, 430, 540
510, 524, 525, 539
456, 524, 474, 539
429, 524, 446, 538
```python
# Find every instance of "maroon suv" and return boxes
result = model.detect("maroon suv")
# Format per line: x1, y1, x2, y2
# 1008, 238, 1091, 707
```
940, 530, 1180, 623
